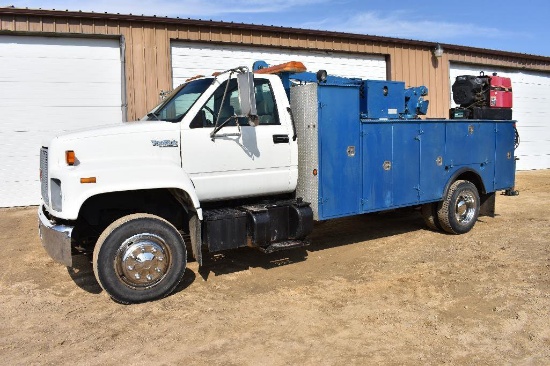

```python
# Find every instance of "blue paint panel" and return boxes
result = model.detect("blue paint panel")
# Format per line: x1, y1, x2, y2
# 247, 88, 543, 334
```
445, 122, 495, 166
310, 81, 516, 220
392, 123, 420, 206
419, 123, 446, 201
494, 122, 516, 190
318, 85, 361, 220
361, 122, 393, 211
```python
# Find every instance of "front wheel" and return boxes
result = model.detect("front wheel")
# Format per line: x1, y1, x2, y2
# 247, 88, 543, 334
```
437, 180, 480, 234
93, 213, 187, 304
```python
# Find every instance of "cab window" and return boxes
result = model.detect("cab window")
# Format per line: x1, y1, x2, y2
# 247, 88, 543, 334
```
190, 78, 280, 128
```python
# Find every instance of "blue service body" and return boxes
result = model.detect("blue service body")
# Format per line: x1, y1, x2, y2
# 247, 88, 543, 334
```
286, 71, 516, 221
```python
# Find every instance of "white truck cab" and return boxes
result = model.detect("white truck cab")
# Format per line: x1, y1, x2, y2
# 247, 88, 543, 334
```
39, 66, 310, 304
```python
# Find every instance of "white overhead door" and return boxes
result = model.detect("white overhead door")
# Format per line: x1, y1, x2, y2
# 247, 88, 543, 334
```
450, 63, 550, 170
171, 42, 387, 88
0, 35, 123, 207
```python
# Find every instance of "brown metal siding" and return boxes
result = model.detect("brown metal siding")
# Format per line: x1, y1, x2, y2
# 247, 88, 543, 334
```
1, 9, 549, 120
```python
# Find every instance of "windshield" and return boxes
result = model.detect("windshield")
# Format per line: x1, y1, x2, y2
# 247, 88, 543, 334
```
145, 78, 213, 122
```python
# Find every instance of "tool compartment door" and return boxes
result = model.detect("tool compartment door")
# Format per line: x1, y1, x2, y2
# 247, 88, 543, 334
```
361, 122, 393, 211
317, 85, 361, 219
419, 122, 446, 201
494, 121, 516, 190
392, 122, 421, 206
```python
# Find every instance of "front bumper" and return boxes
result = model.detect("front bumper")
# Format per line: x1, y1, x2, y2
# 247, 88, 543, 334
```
38, 204, 74, 267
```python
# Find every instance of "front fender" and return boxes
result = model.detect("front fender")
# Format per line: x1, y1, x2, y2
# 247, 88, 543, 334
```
49, 161, 202, 220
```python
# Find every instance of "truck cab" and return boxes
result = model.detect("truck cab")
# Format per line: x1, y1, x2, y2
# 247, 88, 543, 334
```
38, 66, 311, 304
161, 73, 298, 201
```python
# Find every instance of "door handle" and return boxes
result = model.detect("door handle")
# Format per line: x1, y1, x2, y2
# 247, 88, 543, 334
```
273, 134, 289, 144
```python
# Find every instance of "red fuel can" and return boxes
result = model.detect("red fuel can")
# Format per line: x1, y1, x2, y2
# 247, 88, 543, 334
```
489, 76, 513, 108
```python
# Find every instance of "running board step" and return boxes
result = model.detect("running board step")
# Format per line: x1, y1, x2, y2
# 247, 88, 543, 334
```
259, 240, 310, 254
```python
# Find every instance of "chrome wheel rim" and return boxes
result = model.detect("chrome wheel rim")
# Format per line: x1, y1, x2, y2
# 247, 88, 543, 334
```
115, 233, 171, 290
455, 192, 476, 225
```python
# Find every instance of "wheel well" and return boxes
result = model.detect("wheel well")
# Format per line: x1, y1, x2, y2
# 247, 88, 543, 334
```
449, 170, 486, 196
74, 189, 190, 249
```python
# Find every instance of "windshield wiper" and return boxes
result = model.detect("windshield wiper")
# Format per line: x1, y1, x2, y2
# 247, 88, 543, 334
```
147, 112, 160, 121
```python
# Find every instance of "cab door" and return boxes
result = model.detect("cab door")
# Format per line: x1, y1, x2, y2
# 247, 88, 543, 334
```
181, 77, 293, 201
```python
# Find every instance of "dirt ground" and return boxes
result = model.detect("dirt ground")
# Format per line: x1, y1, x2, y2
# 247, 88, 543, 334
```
0, 170, 549, 365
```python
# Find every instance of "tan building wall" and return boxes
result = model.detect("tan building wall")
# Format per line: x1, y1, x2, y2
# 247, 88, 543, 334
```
2, 8, 549, 120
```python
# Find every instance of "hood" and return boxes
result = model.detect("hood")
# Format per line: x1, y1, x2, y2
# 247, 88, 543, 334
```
53, 120, 180, 142
46, 120, 182, 169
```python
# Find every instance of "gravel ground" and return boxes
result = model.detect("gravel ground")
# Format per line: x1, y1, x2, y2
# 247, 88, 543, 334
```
0, 170, 549, 365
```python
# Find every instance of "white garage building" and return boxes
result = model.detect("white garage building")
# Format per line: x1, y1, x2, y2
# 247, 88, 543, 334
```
0, 7, 549, 207
0, 35, 123, 206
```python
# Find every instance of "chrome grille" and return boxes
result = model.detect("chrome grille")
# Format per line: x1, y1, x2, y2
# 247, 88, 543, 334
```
40, 147, 49, 204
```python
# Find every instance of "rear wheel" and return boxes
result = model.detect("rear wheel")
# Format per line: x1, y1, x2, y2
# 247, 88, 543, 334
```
421, 202, 442, 231
93, 213, 186, 304
437, 180, 480, 234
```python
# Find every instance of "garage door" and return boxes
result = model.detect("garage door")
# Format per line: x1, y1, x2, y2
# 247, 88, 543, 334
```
171, 42, 387, 88
450, 63, 550, 170
0, 36, 123, 207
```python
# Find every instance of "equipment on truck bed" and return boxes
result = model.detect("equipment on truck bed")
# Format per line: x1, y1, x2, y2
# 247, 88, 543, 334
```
450, 71, 513, 120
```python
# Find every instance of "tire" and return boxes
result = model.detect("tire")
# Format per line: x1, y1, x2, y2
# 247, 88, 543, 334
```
437, 180, 480, 234
93, 213, 186, 304
421, 202, 442, 231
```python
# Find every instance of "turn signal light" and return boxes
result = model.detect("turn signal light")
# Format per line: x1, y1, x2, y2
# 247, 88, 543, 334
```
80, 177, 96, 184
65, 150, 76, 166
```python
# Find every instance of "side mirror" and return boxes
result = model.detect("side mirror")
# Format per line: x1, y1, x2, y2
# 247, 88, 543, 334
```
237, 72, 258, 126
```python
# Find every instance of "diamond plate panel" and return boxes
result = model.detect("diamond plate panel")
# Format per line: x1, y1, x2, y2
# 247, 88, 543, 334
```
291, 83, 320, 220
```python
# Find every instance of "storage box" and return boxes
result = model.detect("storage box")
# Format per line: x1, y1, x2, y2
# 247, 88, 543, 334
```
202, 208, 247, 252
360, 80, 405, 119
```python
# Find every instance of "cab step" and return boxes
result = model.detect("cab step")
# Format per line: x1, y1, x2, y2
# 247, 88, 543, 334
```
259, 240, 310, 254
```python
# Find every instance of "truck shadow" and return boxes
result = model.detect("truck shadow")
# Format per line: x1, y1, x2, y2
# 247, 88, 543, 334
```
67, 208, 430, 298
67, 254, 102, 294
195, 207, 429, 281
67, 254, 196, 296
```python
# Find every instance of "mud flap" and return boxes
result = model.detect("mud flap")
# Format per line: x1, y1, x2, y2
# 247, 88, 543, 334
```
189, 213, 202, 266
479, 192, 496, 217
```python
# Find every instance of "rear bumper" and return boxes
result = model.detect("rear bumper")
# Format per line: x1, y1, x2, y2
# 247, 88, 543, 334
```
38, 205, 74, 267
